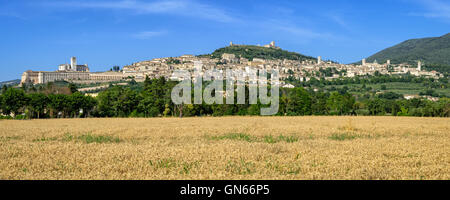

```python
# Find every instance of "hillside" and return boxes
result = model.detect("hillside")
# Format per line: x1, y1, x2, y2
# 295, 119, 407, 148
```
0, 79, 20, 87
200, 45, 316, 61
364, 33, 450, 66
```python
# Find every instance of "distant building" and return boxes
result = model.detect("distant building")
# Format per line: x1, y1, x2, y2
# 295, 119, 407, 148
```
263, 41, 279, 49
20, 57, 124, 85
221, 53, 240, 64
221, 53, 236, 61
21, 70, 90, 85
282, 83, 295, 88
58, 57, 89, 72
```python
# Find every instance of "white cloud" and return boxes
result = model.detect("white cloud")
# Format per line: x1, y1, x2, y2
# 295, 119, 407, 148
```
327, 14, 352, 30
258, 19, 333, 40
276, 26, 331, 39
131, 30, 167, 39
411, 0, 450, 21
42, 0, 234, 23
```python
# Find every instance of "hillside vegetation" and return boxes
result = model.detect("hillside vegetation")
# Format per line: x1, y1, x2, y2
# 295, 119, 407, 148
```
364, 33, 450, 66
200, 45, 315, 61
0, 79, 20, 87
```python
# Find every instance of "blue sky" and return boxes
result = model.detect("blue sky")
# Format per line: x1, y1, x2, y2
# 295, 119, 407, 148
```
0, 0, 449, 81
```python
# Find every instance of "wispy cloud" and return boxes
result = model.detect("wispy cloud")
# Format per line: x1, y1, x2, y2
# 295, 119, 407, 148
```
276, 25, 332, 39
327, 14, 352, 31
42, 0, 234, 23
410, 0, 450, 21
131, 30, 167, 39
258, 19, 333, 40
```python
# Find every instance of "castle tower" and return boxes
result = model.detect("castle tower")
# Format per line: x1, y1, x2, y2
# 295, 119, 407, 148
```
418, 61, 422, 71
270, 41, 275, 47
362, 58, 366, 66
387, 60, 391, 65
229, 41, 233, 46
317, 56, 322, 65
70, 57, 77, 71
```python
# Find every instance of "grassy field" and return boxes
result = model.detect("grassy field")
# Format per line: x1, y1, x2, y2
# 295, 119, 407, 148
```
326, 82, 450, 96
0, 117, 448, 180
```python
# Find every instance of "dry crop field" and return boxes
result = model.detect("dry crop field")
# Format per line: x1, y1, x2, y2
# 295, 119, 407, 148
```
0, 116, 448, 180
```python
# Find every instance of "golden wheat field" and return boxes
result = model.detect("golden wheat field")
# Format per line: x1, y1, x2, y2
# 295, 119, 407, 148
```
0, 116, 449, 180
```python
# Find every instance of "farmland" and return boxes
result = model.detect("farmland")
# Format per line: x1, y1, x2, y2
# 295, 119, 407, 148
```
325, 82, 450, 97
0, 117, 448, 180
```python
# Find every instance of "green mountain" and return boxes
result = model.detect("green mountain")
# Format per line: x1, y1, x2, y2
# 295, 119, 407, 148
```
364, 33, 450, 66
199, 45, 316, 61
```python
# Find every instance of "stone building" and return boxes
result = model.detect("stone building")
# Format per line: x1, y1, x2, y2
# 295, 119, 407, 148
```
20, 57, 124, 85
58, 57, 89, 72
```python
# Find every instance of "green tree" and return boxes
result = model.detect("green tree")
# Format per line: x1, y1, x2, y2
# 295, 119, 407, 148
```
1, 88, 28, 117
326, 92, 343, 115
163, 104, 171, 117
48, 94, 69, 118
96, 88, 118, 117
81, 95, 97, 117
68, 83, 78, 94
284, 88, 311, 115
138, 93, 160, 117
311, 91, 328, 115
0, 93, 3, 115
116, 88, 141, 117
67, 92, 87, 117
112, 66, 121, 72
1, 85, 8, 93
367, 98, 385, 115
27, 93, 49, 119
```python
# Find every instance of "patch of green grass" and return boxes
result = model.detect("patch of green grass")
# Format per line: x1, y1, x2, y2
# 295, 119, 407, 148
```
208, 133, 299, 144
209, 133, 254, 142
77, 133, 121, 144
0, 136, 21, 142
149, 158, 177, 169
62, 133, 74, 142
329, 133, 358, 141
32, 137, 58, 142
362, 133, 382, 139
148, 158, 199, 174
180, 161, 199, 175
225, 159, 255, 175
263, 135, 277, 144
286, 167, 301, 175
263, 135, 298, 144
277, 135, 299, 143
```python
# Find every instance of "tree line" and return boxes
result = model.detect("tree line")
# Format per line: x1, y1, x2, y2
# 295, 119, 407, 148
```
0, 85, 96, 119
292, 73, 448, 89
0, 77, 449, 119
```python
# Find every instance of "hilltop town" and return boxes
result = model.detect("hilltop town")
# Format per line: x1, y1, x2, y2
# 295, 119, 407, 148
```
20, 41, 442, 87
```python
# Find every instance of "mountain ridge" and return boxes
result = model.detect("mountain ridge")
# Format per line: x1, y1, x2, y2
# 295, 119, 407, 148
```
362, 33, 450, 66
0, 79, 20, 87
